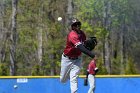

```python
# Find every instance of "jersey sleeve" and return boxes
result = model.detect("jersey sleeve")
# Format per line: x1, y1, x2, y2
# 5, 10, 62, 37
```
68, 32, 82, 47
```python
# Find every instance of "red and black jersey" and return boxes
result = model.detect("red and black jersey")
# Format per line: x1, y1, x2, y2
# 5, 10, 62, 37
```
87, 59, 97, 75
63, 30, 86, 58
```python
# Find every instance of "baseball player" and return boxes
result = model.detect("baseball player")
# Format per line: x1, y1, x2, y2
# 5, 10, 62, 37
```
86, 57, 98, 93
60, 18, 95, 93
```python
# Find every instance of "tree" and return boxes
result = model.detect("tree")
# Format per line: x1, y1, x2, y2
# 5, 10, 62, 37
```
9, 0, 18, 75
125, 57, 137, 74
0, 0, 140, 75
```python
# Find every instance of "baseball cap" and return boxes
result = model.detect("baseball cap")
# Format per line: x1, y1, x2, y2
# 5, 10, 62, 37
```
71, 18, 81, 27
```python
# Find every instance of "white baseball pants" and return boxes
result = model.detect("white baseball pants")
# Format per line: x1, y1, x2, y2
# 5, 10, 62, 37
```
60, 54, 82, 93
88, 74, 95, 93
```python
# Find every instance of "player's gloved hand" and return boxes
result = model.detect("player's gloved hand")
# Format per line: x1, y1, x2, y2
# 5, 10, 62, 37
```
77, 44, 95, 58
95, 67, 99, 74
84, 78, 88, 86
84, 37, 97, 51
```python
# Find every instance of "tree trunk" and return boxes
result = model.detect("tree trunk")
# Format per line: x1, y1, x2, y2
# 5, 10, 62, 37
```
0, 0, 4, 62
38, 28, 42, 65
103, 0, 111, 74
37, 2, 43, 66
66, 0, 74, 32
10, 0, 18, 75
120, 15, 126, 74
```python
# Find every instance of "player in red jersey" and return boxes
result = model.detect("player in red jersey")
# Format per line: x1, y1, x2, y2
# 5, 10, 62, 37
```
86, 57, 98, 93
60, 18, 95, 93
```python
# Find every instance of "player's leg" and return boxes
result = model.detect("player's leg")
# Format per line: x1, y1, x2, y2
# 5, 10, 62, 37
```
70, 58, 82, 93
60, 54, 73, 83
88, 74, 95, 93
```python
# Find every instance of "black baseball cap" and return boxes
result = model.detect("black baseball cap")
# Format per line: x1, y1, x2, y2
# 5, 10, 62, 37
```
71, 18, 81, 27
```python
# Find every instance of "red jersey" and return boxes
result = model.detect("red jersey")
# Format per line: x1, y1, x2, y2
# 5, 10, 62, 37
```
87, 59, 97, 75
63, 30, 86, 57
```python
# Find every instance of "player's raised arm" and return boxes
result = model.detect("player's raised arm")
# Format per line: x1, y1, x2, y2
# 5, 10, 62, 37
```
77, 37, 97, 58
77, 44, 95, 58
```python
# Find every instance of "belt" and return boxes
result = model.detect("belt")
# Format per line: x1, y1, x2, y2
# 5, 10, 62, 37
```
63, 54, 78, 60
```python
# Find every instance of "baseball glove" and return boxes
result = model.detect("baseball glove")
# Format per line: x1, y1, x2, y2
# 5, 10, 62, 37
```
84, 37, 97, 51
84, 71, 89, 86
84, 78, 88, 86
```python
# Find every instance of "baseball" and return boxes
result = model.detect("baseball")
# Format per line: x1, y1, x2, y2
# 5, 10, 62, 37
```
14, 85, 18, 89
57, 17, 62, 21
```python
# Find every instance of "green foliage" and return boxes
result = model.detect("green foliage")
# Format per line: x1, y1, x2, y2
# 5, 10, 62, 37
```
0, 0, 140, 75
0, 63, 9, 76
111, 57, 122, 74
31, 65, 43, 76
96, 57, 108, 75
80, 55, 91, 75
125, 58, 137, 74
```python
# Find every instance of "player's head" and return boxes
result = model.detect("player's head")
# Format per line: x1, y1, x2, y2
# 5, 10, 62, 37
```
71, 18, 81, 30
